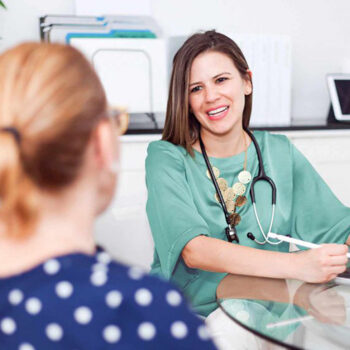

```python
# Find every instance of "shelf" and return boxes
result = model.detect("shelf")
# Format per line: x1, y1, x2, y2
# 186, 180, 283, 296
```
125, 118, 350, 135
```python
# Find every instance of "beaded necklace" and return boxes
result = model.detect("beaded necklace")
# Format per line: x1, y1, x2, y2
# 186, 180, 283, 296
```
199, 131, 252, 243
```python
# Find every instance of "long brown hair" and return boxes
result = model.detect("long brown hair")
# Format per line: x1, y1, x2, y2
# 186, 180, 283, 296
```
0, 42, 107, 236
163, 30, 253, 156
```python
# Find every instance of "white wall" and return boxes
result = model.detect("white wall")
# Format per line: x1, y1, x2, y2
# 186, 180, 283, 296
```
151, 0, 350, 121
1, 0, 350, 121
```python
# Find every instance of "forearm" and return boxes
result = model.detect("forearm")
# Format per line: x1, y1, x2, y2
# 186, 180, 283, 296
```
217, 274, 290, 302
182, 235, 297, 279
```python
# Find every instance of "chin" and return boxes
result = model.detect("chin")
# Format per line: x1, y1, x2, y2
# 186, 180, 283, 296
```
206, 122, 236, 136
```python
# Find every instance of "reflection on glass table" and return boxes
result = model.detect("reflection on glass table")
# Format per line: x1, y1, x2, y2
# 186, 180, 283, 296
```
216, 274, 350, 350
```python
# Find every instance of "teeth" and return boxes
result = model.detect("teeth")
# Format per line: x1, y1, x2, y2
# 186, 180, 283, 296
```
208, 106, 228, 116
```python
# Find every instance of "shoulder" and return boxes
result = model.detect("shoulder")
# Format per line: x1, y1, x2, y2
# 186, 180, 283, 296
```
0, 253, 214, 348
253, 130, 290, 145
147, 140, 187, 160
253, 130, 292, 154
146, 140, 189, 174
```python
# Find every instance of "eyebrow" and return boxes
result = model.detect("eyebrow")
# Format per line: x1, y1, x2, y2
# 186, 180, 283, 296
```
189, 72, 232, 87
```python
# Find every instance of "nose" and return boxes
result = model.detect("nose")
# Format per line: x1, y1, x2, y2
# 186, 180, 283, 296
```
204, 86, 220, 103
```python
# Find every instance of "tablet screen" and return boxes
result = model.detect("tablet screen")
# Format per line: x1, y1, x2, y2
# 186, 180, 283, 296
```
335, 79, 350, 114
334, 264, 350, 285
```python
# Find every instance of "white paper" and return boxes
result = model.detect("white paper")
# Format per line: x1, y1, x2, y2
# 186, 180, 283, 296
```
226, 33, 292, 126
75, 0, 152, 16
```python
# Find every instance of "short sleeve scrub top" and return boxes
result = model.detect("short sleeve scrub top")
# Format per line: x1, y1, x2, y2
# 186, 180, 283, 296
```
146, 131, 350, 317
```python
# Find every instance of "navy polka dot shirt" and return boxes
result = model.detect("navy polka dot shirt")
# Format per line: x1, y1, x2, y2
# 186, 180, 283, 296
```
0, 250, 217, 349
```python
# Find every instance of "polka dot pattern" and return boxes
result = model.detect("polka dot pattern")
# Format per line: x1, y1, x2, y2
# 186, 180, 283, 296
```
106, 290, 123, 309
170, 321, 188, 339
43, 259, 60, 275
138, 322, 156, 341
8, 289, 24, 306
46, 323, 63, 342
0, 250, 215, 349
166, 290, 182, 307
74, 306, 92, 325
96, 251, 112, 265
55, 281, 73, 299
90, 271, 108, 287
103, 325, 121, 343
18, 343, 35, 350
135, 288, 152, 306
91, 263, 108, 273
197, 325, 211, 341
1, 317, 16, 334
128, 266, 145, 280
25, 298, 42, 315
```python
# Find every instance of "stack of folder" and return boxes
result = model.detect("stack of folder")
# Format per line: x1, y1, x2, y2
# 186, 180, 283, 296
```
39, 15, 167, 133
40, 15, 162, 44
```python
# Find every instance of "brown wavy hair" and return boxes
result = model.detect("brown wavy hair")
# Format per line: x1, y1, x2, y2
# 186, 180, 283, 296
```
162, 30, 253, 156
0, 42, 107, 236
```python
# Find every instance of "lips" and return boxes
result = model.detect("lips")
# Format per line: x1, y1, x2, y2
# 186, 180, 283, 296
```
207, 105, 229, 120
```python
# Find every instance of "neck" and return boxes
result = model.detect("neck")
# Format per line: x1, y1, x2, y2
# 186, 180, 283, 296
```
0, 179, 97, 278
196, 124, 249, 158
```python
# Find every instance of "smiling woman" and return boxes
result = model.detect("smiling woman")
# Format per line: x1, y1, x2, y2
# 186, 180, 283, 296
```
145, 30, 350, 325
189, 50, 252, 153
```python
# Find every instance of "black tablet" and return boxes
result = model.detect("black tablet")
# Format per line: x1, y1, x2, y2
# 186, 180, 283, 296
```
327, 74, 350, 121
335, 265, 350, 285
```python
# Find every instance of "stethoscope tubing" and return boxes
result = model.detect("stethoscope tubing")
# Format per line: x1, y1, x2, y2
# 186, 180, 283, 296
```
200, 127, 282, 245
244, 128, 277, 205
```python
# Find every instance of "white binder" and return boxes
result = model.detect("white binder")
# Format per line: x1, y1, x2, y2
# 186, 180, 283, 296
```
70, 38, 167, 114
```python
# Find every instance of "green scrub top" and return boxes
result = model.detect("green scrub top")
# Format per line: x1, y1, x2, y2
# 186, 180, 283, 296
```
145, 131, 350, 317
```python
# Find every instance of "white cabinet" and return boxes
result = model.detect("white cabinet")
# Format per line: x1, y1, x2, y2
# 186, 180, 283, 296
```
94, 130, 350, 268
281, 130, 350, 207
94, 135, 160, 270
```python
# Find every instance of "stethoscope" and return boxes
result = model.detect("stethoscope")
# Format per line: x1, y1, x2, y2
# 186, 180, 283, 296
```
199, 127, 283, 245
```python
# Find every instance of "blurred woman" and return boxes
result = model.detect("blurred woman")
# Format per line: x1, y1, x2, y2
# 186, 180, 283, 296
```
0, 42, 216, 349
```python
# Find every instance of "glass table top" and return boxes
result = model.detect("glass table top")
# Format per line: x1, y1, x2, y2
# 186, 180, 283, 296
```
216, 274, 350, 350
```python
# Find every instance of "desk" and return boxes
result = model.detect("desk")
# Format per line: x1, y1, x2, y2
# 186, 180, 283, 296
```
216, 274, 350, 349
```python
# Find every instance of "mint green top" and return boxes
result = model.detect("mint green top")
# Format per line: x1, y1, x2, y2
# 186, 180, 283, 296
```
145, 131, 350, 317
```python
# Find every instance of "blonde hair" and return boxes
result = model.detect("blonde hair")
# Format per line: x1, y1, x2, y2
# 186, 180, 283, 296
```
0, 42, 107, 237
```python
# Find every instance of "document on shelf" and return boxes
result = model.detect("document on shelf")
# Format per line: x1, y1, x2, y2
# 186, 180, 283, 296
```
225, 33, 292, 127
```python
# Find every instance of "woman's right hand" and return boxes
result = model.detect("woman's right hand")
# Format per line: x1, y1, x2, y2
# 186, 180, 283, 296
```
294, 244, 348, 283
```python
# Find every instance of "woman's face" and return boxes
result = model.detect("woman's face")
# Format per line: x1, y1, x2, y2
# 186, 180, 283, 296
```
188, 50, 251, 136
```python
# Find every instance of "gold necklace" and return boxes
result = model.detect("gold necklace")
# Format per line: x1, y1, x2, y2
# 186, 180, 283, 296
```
206, 131, 252, 227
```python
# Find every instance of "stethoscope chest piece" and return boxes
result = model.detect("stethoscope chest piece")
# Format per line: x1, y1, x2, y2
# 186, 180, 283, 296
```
225, 225, 239, 243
